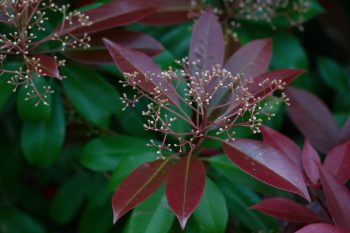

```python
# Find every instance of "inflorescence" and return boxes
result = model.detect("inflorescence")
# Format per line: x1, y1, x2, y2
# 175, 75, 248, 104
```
120, 58, 288, 158
0, 0, 92, 106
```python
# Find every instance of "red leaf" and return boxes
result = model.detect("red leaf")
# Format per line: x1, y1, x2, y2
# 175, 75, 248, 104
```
30, 55, 61, 79
287, 87, 341, 153
302, 140, 321, 185
189, 11, 224, 75
103, 39, 179, 106
64, 29, 163, 64
324, 141, 350, 184
319, 166, 350, 230
339, 118, 350, 143
55, 0, 157, 36
251, 197, 319, 223
223, 140, 310, 201
295, 223, 349, 233
140, 0, 191, 25
261, 126, 302, 169
112, 158, 173, 223
224, 38, 272, 81
165, 155, 206, 229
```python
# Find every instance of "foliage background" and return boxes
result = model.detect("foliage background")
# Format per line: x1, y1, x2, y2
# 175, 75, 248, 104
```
1, 0, 350, 232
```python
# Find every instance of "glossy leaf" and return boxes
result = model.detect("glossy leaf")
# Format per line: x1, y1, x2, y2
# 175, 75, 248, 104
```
296, 223, 349, 233
21, 92, 65, 167
123, 189, 175, 233
61, 65, 120, 127
103, 39, 179, 106
54, 0, 157, 36
64, 29, 163, 64
112, 158, 173, 223
225, 38, 272, 80
319, 166, 350, 230
31, 55, 61, 79
223, 140, 310, 201
140, 0, 190, 25
287, 87, 341, 153
165, 155, 206, 229
80, 136, 155, 172
324, 141, 350, 184
189, 11, 224, 75
302, 140, 321, 185
251, 197, 319, 223
261, 126, 301, 168
193, 178, 228, 233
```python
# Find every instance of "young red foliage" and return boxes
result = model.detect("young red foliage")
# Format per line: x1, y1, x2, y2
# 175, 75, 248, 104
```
295, 223, 350, 233
324, 141, 350, 184
302, 140, 321, 185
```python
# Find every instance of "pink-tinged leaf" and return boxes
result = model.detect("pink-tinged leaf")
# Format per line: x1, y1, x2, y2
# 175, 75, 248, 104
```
287, 87, 341, 153
251, 197, 319, 223
302, 140, 321, 185
223, 140, 310, 201
64, 29, 163, 64
224, 38, 272, 81
189, 11, 224, 75
30, 55, 61, 79
140, 0, 191, 25
112, 158, 173, 223
261, 126, 302, 169
165, 155, 206, 229
76, 0, 95, 7
339, 118, 350, 143
324, 141, 350, 184
55, 0, 157, 36
319, 166, 350, 230
103, 39, 179, 106
295, 223, 350, 233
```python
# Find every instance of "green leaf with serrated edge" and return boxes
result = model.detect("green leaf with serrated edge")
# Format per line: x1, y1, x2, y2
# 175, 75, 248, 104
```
193, 178, 228, 233
50, 173, 90, 225
0, 207, 46, 233
21, 90, 65, 167
17, 78, 53, 121
123, 188, 175, 233
80, 135, 155, 172
61, 65, 121, 127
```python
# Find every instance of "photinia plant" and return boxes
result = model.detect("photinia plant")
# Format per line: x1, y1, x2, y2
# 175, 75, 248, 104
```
105, 10, 303, 229
239, 125, 350, 232
0, 0, 163, 105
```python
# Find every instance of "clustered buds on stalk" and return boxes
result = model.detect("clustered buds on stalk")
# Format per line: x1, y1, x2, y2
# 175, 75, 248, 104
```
0, 0, 92, 106
190, 0, 311, 40
120, 58, 288, 158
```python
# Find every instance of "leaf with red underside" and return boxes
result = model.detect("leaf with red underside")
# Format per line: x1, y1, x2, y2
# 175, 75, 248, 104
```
324, 141, 350, 184
224, 38, 272, 81
251, 197, 319, 223
165, 155, 206, 229
287, 87, 341, 153
302, 140, 321, 185
54, 0, 157, 36
223, 140, 310, 201
30, 55, 61, 79
112, 158, 173, 223
64, 29, 163, 64
295, 223, 349, 233
319, 166, 350, 231
339, 118, 350, 143
189, 11, 224, 75
103, 39, 179, 106
261, 126, 301, 169
140, 0, 191, 25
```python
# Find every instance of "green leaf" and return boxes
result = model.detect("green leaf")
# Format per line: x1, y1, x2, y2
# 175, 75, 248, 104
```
78, 201, 113, 233
214, 175, 278, 233
123, 188, 175, 233
0, 71, 14, 112
0, 207, 46, 233
21, 91, 65, 167
317, 57, 349, 93
193, 178, 228, 233
17, 78, 53, 121
80, 135, 155, 171
61, 65, 121, 127
86, 175, 111, 209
